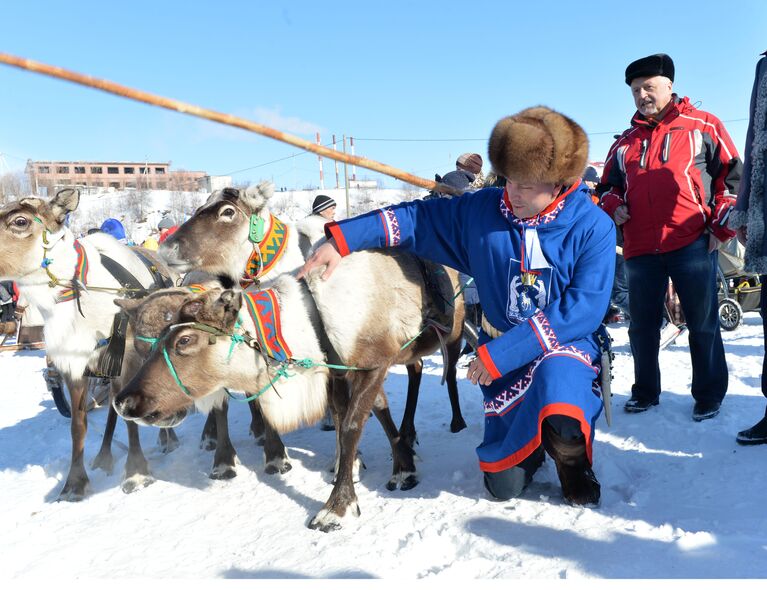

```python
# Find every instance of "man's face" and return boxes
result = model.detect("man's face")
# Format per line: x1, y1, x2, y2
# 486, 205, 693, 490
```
505, 180, 559, 219
630, 75, 673, 118
319, 205, 336, 220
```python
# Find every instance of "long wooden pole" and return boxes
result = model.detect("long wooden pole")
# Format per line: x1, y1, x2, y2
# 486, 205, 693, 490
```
0, 52, 458, 196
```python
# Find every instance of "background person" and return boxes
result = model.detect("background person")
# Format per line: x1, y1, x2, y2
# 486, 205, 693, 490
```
600, 53, 742, 421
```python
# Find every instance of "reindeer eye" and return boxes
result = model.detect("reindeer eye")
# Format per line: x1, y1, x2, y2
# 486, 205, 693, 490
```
12, 216, 30, 228
219, 206, 236, 220
177, 335, 193, 347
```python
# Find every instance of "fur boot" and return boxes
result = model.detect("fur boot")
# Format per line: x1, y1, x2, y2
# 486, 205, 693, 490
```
542, 420, 601, 505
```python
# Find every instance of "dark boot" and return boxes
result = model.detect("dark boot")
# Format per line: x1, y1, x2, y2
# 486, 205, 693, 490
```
736, 407, 767, 445
542, 420, 600, 506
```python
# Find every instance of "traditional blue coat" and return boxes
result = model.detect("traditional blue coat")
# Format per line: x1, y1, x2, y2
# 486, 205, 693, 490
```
326, 182, 615, 472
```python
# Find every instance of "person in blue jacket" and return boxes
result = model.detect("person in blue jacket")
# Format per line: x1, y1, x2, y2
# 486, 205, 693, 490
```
299, 106, 615, 505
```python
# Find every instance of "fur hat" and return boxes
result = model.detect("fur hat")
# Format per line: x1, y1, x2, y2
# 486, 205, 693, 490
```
625, 53, 675, 85
312, 194, 336, 214
456, 153, 483, 175
488, 106, 589, 186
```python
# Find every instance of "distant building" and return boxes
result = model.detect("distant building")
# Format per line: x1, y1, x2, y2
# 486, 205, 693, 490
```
25, 160, 208, 196
203, 175, 233, 192
348, 179, 378, 189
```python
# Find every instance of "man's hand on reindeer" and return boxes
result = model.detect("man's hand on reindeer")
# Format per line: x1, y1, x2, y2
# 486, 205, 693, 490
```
297, 238, 342, 280
467, 356, 495, 386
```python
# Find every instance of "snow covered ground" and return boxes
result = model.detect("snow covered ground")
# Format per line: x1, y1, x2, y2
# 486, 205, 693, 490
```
1, 317, 766, 579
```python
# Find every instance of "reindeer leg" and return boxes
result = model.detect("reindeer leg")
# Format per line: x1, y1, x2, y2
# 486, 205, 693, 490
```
309, 369, 386, 532
90, 397, 117, 475
263, 421, 292, 475
121, 420, 155, 493
373, 392, 418, 492
399, 361, 423, 450
249, 400, 266, 446
328, 377, 365, 481
58, 376, 89, 501
157, 427, 180, 454
445, 338, 467, 433
210, 401, 237, 480
199, 411, 218, 451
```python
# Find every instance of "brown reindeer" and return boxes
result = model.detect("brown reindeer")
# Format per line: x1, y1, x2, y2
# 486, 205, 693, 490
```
159, 182, 467, 447
114, 285, 291, 476
115, 255, 464, 530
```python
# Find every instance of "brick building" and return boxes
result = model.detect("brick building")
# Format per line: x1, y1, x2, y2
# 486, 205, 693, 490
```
25, 160, 208, 195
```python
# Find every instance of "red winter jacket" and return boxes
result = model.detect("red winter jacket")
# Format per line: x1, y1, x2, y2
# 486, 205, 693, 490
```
600, 96, 742, 259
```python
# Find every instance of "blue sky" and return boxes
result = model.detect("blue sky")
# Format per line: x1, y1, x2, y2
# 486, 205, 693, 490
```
1, 0, 765, 190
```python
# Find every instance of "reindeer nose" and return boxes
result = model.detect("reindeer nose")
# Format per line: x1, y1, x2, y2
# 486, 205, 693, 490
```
113, 390, 138, 418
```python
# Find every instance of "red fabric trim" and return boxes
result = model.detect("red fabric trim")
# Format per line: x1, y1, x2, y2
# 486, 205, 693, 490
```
325, 222, 350, 257
377, 210, 391, 246
528, 318, 547, 352
477, 344, 502, 380
479, 402, 593, 473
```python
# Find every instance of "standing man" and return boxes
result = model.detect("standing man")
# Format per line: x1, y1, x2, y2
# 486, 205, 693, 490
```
729, 51, 767, 445
600, 53, 742, 421
300, 107, 615, 506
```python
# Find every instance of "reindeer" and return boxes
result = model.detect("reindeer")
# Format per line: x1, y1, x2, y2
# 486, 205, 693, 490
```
0, 189, 187, 499
159, 182, 467, 448
114, 285, 292, 476
116, 252, 463, 530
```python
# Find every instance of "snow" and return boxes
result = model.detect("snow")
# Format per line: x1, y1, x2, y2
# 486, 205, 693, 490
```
2, 319, 767, 579
2, 187, 766, 579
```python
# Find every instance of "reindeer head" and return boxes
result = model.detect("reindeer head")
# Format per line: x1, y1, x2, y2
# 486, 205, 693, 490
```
114, 285, 218, 359
158, 181, 274, 281
0, 189, 79, 280
113, 288, 248, 427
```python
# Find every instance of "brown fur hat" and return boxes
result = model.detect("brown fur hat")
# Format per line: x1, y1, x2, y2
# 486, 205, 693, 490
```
488, 106, 589, 186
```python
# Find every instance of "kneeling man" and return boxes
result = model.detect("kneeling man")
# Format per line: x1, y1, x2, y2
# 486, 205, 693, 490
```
299, 107, 615, 505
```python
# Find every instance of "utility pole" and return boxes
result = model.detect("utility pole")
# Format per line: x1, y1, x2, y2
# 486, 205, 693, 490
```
316, 132, 325, 190
350, 136, 357, 182
332, 134, 340, 189
342, 135, 350, 217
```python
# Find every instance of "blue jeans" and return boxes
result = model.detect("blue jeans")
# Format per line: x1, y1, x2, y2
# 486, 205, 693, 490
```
626, 234, 727, 404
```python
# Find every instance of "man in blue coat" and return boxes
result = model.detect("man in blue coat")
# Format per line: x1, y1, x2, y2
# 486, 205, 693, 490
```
299, 107, 615, 505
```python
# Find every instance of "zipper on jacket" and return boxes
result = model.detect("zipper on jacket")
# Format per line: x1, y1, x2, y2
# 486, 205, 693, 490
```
661, 132, 672, 163
639, 139, 649, 169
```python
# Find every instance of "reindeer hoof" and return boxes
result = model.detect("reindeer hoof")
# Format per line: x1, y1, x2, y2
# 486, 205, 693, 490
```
58, 480, 89, 502
200, 435, 217, 451
121, 473, 155, 494
210, 465, 237, 480
450, 417, 468, 433
308, 504, 360, 532
265, 458, 292, 475
90, 452, 115, 475
386, 471, 419, 491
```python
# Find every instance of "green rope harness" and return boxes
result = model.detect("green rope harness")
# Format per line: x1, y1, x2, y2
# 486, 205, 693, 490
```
138, 319, 370, 403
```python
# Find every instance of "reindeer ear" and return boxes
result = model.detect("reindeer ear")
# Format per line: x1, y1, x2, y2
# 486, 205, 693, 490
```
219, 289, 242, 309
114, 297, 143, 321
179, 299, 205, 321
241, 181, 274, 211
48, 189, 80, 225
218, 290, 243, 329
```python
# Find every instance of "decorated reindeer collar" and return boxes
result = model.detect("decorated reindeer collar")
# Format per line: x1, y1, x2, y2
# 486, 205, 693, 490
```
241, 289, 293, 362
242, 214, 289, 284
31, 216, 88, 302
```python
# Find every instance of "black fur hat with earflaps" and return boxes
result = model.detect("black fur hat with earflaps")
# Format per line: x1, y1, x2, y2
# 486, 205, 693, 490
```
488, 106, 589, 186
